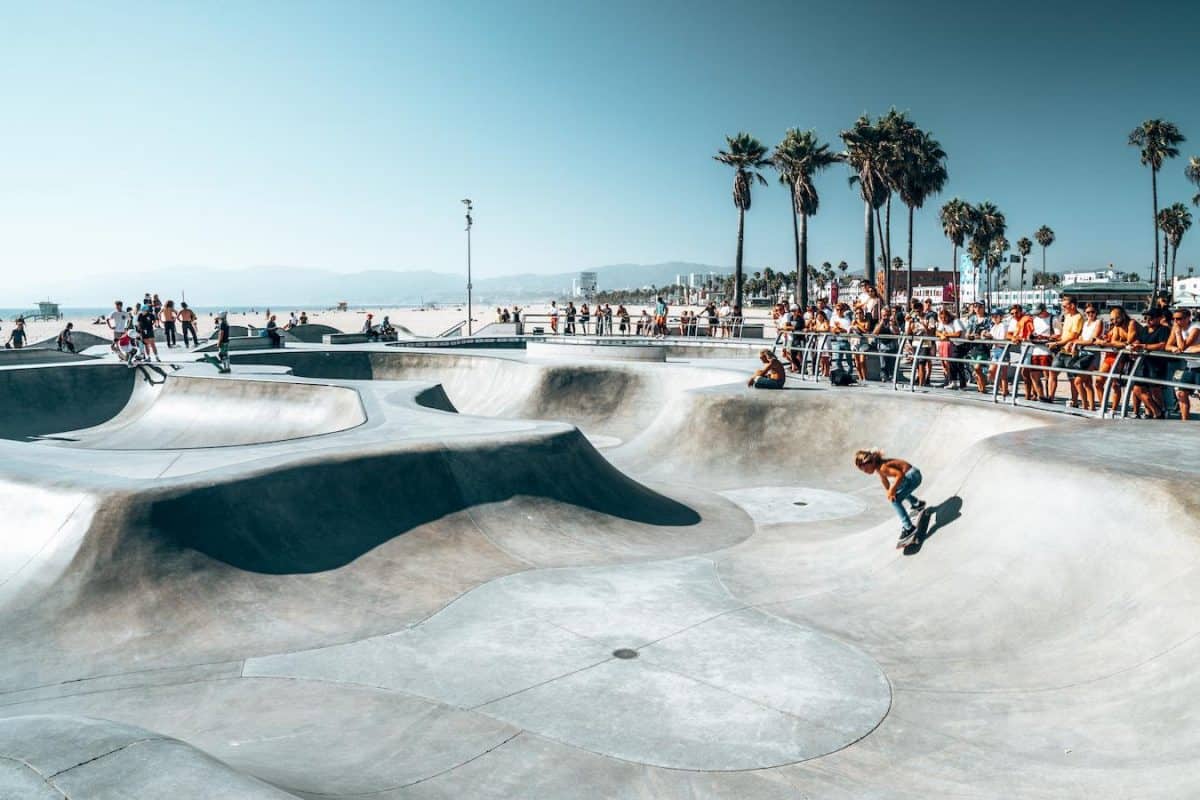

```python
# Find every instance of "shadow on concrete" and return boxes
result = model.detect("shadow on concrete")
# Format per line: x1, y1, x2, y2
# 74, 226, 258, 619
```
149, 429, 701, 575
902, 495, 962, 555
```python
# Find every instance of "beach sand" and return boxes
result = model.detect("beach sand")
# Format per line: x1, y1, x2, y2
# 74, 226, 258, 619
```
6, 301, 775, 348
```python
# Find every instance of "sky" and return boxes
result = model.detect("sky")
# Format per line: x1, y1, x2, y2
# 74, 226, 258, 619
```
2, 0, 1200, 294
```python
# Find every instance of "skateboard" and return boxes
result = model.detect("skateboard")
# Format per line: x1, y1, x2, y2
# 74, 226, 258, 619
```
198, 355, 232, 374
896, 506, 932, 549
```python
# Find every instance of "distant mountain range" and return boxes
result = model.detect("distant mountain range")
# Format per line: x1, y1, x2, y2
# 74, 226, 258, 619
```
13, 262, 732, 307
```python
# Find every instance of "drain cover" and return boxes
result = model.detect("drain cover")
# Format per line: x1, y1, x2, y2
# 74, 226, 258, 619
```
612, 648, 638, 660
793, 501, 808, 507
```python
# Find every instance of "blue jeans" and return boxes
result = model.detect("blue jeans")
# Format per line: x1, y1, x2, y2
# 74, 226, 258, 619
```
754, 376, 783, 389
891, 468, 923, 529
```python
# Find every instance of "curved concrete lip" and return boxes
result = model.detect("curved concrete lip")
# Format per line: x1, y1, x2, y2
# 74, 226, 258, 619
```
527, 340, 667, 362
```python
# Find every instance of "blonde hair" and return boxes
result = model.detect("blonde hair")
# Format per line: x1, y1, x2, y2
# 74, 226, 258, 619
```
854, 449, 883, 468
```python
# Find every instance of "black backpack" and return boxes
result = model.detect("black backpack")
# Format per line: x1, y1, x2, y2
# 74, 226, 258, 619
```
829, 368, 857, 386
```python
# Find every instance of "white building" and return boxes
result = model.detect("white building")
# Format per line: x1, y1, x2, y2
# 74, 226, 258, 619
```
1174, 275, 1200, 307
1063, 269, 1119, 285
571, 271, 598, 298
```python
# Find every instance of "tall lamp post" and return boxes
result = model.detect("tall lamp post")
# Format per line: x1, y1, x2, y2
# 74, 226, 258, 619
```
462, 199, 473, 336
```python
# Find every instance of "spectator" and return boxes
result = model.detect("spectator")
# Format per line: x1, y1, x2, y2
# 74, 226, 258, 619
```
987, 309, 1011, 397
579, 303, 590, 335
1007, 304, 1043, 401
934, 308, 965, 389
718, 300, 732, 337
906, 301, 933, 387
1095, 307, 1137, 413
617, 305, 629, 335
299, 312, 309, 324
549, 301, 560, 334
1028, 303, 1055, 402
1047, 295, 1083, 405
56, 322, 75, 353
829, 302, 854, 375
178, 302, 198, 348
5, 318, 27, 349
748, 349, 786, 389
1129, 308, 1170, 419
565, 302, 576, 335
1068, 303, 1105, 411
872, 305, 900, 380
106, 300, 130, 353
136, 306, 160, 361
161, 300, 178, 347
266, 314, 282, 348
653, 296, 668, 338
1166, 307, 1200, 420
850, 308, 873, 381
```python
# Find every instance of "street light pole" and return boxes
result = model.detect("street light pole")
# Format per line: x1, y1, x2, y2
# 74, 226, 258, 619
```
462, 199, 473, 336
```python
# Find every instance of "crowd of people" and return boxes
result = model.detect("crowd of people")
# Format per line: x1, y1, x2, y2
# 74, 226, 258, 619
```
540, 298, 746, 339
768, 288, 1200, 420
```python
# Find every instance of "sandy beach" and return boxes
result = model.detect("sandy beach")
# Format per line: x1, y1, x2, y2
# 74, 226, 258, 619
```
6, 301, 775, 348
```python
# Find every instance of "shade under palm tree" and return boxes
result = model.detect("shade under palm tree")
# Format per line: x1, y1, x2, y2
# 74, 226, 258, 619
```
714, 133, 771, 310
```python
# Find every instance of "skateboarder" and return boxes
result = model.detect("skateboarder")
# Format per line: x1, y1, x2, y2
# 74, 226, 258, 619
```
854, 449, 927, 546
199, 311, 232, 373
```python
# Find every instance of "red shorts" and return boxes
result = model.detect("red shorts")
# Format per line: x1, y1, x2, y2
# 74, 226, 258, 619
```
1030, 355, 1052, 367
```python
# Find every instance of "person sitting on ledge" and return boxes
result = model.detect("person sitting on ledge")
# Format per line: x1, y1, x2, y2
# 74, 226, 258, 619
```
748, 349, 786, 390
362, 313, 379, 341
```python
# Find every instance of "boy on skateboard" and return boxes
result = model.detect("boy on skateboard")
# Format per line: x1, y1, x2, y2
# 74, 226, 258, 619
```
854, 449, 928, 547
199, 311, 232, 373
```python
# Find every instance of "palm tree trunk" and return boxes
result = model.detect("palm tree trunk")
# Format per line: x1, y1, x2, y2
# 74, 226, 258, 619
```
906, 205, 914, 304
1163, 232, 1170, 288
951, 243, 958, 308
1152, 168, 1161, 293
864, 201, 875, 286
1020, 256, 1026, 289
874, 206, 887, 300
1171, 244, 1179, 294
799, 214, 810, 309
734, 208, 745, 311
790, 185, 802, 306
885, 194, 893, 275
1041, 245, 1046, 283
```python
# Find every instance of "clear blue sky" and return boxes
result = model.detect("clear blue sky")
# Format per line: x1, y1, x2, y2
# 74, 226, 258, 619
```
2, 0, 1199, 289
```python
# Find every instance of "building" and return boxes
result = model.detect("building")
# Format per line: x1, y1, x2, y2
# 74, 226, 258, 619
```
887, 267, 956, 305
1174, 275, 1200, 307
571, 271, 598, 299
1058, 269, 1153, 310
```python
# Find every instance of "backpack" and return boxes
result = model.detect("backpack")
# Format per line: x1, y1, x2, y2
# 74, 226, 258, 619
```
829, 368, 857, 387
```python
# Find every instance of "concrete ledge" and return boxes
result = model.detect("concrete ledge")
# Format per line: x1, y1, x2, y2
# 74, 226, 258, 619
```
195, 336, 285, 353
323, 332, 396, 345
527, 340, 666, 362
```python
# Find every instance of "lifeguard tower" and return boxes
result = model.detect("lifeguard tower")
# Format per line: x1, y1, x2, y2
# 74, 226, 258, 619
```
23, 300, 62, 321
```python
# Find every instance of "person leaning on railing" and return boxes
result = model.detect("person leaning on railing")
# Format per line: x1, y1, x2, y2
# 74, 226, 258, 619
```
1094, 307, 1136, 414
1166, 307, 1200, 421
1066, 303, 1105, 411
1046, 294, 1083, 405
1007, 304, 1042, 402
1128, 308, 1170, 419
872, 306, 899, 380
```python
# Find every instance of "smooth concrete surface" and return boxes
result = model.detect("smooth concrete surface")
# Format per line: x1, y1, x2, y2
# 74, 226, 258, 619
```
1, 343, 1199, 797
526, 340, 667, 362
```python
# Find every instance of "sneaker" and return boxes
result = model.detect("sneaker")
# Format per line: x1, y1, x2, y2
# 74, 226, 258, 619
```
910, 499, 927, 513
897, 527, 916, 544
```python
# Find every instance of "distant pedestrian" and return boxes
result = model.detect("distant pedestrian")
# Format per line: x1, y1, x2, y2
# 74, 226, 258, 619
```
161, 300, 178, 347
178, 303, 198, 347
56, 322, 76, 353
137, 307, 160, 361
106, 301, 131, 354
5, 319, 27, 349
266, 314, 282, 348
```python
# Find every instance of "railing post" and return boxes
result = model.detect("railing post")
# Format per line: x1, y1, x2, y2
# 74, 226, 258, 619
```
991, 342, 1012, 404
1119, 354, 1144, 418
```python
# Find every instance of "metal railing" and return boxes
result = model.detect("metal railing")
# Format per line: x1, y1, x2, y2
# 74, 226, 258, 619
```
778, 331, 1200, 420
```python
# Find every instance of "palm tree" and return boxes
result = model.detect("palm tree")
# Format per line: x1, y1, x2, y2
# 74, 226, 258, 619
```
1017, 236, 1033, 288
1161, 202, 1193, 289
986, 235, 1009, 309
1035, 225, 1055, 283
772, 129, 840, 307
1187, 156, 1200, 207
1129, 119, 1186, 291
841, 115, 889, 291
967, 238, 986, 306
939, 198, 973, 312
714, 133, 771, 309
894, 125, 948, 303
970, 202, 1005, 310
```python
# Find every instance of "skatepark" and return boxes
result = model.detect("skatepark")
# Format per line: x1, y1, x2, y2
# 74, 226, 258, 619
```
2, 338, 1199, 798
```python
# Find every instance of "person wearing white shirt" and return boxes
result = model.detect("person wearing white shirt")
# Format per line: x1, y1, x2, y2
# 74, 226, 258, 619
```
987, 310, 1011, 397
828, 303, 854, 374
934, 309, 965, 388
106, 300, 131, 355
